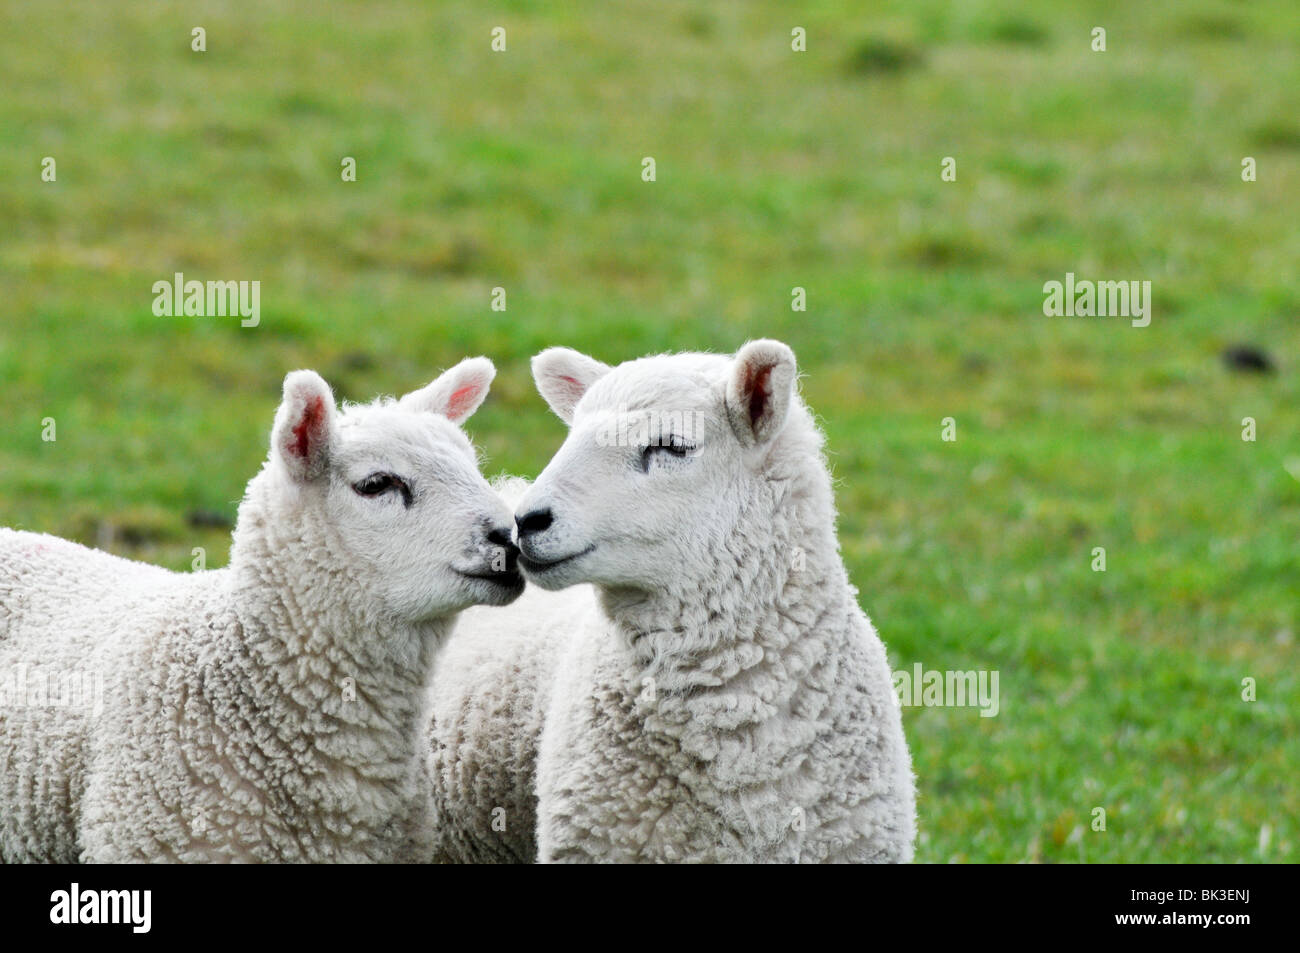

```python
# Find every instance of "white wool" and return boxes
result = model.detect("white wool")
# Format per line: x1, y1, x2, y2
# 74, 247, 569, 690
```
427, 579, 591, 862
0, 360, 523, 862
490, 475, 534, 511
428, 341, 916, 863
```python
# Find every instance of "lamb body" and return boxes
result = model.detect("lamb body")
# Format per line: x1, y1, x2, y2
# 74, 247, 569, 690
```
426, 578, 586, 862
429, 341, 916, 862
0, 361, 522, 862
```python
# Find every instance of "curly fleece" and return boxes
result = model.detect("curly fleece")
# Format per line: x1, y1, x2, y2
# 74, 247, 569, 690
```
0, 366, 510, 862
429, 347, 916, 862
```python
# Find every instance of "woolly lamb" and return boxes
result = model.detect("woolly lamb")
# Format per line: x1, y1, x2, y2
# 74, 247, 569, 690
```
0, 359, 523, 862
429, 340, 915, 863
426, 567, 586, 863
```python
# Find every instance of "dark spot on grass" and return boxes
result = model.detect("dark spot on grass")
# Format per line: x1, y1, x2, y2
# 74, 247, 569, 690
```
1149, 288, 1183, 318
76, 511, 178, 551
986, 17, 1049, 46
681, 13, 714, 38
438, 185, 475, 210
200, 123, 266, 148
1016, 212, 1067, 236
114, 524, 163, 547
845, 38, 923, 76
325, 374, 358, 403
337, 351, 375, 372
1250, 121, 1300, 150
187, 508, 233, 530
1178, 15, 1246, 40
346, 235, 482, 277
325, 360, 374, 402
407, 237, 481, 277
994, 154, 1064, 187
278, 92, 339, 117
899, 234, 990, 267
1221, 344, 1276, 374
226, 308, 311, 339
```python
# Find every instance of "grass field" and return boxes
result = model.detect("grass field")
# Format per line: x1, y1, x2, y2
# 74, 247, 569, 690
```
1, 1, 1296, 862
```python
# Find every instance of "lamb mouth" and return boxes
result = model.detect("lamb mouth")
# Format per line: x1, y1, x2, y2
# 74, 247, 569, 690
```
457, 568, 525, 588
519, 545, 595, 574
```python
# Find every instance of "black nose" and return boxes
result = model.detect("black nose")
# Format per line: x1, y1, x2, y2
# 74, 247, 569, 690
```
516, 508, 553, 538
487, 526, 515, 550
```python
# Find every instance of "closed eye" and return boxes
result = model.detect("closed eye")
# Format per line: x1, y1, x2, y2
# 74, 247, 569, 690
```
352, 472, 414, 507
640, 435, 695, 472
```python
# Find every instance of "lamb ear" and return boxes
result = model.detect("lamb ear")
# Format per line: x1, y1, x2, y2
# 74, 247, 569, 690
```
725, 339, 796, 447
400, 357, 495, 424
272, 370, 337, 482
531, 347, 611, 424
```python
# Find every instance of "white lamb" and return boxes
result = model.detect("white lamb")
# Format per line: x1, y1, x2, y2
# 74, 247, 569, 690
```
428, 340, 916, 862
0, 359, 523, 862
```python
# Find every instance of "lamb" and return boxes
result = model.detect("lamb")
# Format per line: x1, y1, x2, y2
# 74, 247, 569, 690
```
0, 359, 524, 862
428, 340, 916, 862
426, 545, 588, 863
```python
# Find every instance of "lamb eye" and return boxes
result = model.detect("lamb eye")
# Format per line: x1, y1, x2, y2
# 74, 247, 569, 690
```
640, 436, 694, 471
353, 473, 394, 496
352, 470, 413, 504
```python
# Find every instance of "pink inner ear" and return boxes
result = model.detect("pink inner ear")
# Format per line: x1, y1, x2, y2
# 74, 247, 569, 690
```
745, 363, 773, 426
446, 383, 481, 420
556, 375, 586, 404
290, 396, 325, 457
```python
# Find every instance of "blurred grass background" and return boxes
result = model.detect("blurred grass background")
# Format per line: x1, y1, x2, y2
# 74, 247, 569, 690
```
1, 1, 1296, 861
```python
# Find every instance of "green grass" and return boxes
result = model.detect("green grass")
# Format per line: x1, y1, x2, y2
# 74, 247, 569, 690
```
1, 0, 1296, 862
